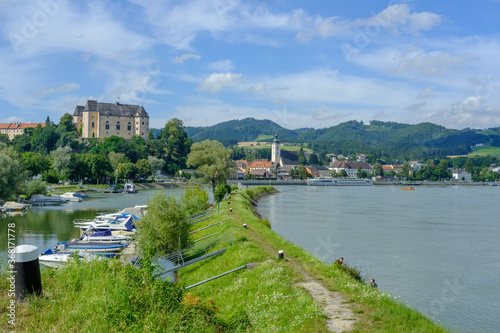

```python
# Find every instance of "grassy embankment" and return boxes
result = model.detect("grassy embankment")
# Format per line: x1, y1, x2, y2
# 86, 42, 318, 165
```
468, 146, 500, 156
1, 186, 450, 332
178, 186, 450, 332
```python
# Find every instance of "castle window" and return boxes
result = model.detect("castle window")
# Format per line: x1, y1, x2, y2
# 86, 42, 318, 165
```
105, 121, 109, 130
92, 122, 94, 128
142, 122, 144, 125
116, 121, 120, 130
127, 122, 131, 131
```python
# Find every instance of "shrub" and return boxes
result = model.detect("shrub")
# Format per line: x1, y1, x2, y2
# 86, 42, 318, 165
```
182, 186, 209, 215
25, 179, 47, 197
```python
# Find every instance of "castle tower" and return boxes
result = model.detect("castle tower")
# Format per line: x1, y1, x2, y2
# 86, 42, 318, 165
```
271, 134, 280, 164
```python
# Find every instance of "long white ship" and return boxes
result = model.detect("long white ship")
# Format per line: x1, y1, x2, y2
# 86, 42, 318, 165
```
306, 178, 373, 186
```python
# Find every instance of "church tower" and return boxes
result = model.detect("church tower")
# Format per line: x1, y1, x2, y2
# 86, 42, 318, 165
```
271, 134, 280, 164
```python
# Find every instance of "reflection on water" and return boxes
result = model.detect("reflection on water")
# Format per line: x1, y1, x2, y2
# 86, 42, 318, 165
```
257, 185, 500, 333
0, 188, 186, 263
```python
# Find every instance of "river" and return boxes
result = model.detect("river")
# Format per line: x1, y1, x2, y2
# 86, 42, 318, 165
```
257, 185, 500, 333
0, 189, 185, 263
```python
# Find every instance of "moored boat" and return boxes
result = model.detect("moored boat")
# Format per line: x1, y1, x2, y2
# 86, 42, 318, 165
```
29, 194, 66, 206
401, 187, 415, 190
307, 178, 373, 186
39, 249, 116, 268
60, 192, 83, 202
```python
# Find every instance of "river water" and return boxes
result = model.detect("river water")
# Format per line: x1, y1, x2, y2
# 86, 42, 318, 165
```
0, 189, 185, 263
257, 185, 500, 333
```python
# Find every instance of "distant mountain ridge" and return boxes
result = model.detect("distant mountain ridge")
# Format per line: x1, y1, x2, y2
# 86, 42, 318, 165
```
184, 118, 500, 159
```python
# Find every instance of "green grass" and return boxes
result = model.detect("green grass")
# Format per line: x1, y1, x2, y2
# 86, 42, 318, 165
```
468, 146, 500, 156
254, 134, 274, 142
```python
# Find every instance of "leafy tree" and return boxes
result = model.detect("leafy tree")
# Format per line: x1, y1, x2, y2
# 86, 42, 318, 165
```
187, 140, 234, 200
0, 145, 27, 200
117, 162, 137, 181
22, 152, 51, 177
160, 118, 192, 174
31, 124, 59, 154
25, 179, 47, 197
339, 169, 348, 178
138, 191, 191, 256
84, 154, 112, 183
108, 152, 130, 171
372, 163, 384, 176
356, 166, 367, 179
11, 133, 31, 152
182, 186, 209, 215
57, 113, 77, 133
0, 133, 9, 144
148, 156, 165, 179
298, 148, 307, 165
402, 162, 410, 178
464, 158, 474, 173
136, 158, 152, 179
51, 146, 72, 178
318, 151, 329, 166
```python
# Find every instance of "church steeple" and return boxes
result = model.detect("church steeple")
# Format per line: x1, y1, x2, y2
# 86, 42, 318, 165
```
271, 133, 280, 163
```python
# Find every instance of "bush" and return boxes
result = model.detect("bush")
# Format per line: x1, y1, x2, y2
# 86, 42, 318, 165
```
138, 191, 191, 257
25, 179, 47, 197
182, 186, 209, 215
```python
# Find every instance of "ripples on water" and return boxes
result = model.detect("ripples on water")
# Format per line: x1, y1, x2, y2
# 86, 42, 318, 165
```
257, 185, 500, 333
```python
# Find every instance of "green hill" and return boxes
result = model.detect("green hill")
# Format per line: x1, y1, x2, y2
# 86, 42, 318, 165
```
185, 118, 500, 159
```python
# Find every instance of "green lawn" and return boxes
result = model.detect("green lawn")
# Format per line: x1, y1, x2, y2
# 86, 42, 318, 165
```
254, 134, 274, 142
469, 146, 500, 156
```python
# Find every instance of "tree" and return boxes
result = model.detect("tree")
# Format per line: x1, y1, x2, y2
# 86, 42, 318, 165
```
148, 156, 165, 179
308, 153, 319, 165
136, 158, 152, 179
298, 148, 307, 165
84, 154, 112, 183
57, 113, 77, 133
356, 166, 367, 179
0, 133, 9, 144
22, 152, 51, 177
464, 158, 474, 173
138, 192, 191, 256
187, 140, 234, 200
402, 162, 410, 178
25, 179, 47, 197
0, 145, 27, 200
108, 152, 130, 171
372, 163, 384, 176
117, 162, 137, 181
51, 146, 72, 178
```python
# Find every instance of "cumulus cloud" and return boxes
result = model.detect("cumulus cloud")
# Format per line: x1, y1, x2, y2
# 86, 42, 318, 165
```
171, 53, 201, 64
297, 4, 441, 42
197, 72, 242, 93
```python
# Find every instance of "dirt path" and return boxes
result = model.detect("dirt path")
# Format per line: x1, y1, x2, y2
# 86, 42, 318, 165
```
234, 192, 358, 332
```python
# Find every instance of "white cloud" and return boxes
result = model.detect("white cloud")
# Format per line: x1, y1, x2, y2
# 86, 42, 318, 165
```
417, 85, 434, 99
171, 53, 201, 64
297, 4, 441, 42
207, 60, 234, 72
197, 72, 242, 93
36, 82, 80, 96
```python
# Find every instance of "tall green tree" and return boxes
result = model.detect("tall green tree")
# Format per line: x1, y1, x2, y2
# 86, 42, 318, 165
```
372, 163, 384, 176
136, 158, 152, 179
117, 162, 137, 180
147, 156, 165, 179
187, 140, 234, 200
84, 154, 112, 183
21, 152, 51, 177
51, 146, 72, 178
0, 145, 27, 200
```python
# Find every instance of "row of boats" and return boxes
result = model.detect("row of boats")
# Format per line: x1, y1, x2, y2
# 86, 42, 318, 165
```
30, 192, 87, 206
38, 210, 141, 268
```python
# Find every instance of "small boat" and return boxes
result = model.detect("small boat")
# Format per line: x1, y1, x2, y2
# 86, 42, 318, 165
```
122, 181, 137, 193
80, 229, 133, 242
29, 194, 66, 206
38, 249, 116, 268
2, 201, 30, 211
401, 187, 415, 190
60, 192, 83, 202
55, 241, 127, 253
74, 213, 137, 232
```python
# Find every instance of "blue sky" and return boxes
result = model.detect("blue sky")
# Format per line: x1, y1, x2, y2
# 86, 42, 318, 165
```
1, 0, 499, 130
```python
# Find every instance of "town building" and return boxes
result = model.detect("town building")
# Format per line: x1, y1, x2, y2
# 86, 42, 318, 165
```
249, 160, 276, 173
452, 169, 472, 182
0, 122, 46, 140
306, 166, 330, 178
329, 161, 373, 178
73, 100, 149, 141
270, 134, 300, 167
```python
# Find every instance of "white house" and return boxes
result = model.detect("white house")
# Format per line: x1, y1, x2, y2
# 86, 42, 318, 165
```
452, 169, 472, 182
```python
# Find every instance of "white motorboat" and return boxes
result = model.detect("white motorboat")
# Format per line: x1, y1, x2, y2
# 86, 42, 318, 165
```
38, 250, 103, 268
74, 213, 138, 232
80, 229, 133, 242
60, 192, 83, 202
29, 194, 66, 206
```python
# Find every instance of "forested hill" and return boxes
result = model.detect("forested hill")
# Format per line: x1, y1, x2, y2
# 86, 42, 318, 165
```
185, 118, 300, 145
185, 118, 500, 159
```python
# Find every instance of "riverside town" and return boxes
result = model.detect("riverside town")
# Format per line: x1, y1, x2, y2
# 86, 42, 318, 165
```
2, 2, 500, 332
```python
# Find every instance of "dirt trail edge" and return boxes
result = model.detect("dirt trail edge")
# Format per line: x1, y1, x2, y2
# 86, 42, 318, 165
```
246, 190, 358, 332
